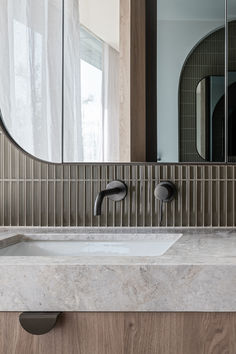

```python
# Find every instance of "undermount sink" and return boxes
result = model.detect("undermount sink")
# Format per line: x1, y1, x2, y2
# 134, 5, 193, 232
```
0, 233, 182, 257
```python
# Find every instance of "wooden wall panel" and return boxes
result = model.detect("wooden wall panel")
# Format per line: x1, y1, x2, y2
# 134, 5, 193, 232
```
130, 0, 146, 162
119, 0, 146, 162
119, 0, 131, 162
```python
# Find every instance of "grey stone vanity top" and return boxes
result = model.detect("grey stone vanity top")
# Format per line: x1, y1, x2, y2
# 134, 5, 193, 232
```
0, 227, 236, 312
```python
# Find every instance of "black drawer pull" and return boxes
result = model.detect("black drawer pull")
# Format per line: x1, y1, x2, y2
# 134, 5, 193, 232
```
19, 312, 61, 335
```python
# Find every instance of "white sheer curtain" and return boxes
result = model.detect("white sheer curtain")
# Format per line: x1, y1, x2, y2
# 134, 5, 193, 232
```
0, 0, 120, 163
103, 43, 120, 162
64, 21, 120, 163
0, 0, 63, 162
63, 0, 83, 162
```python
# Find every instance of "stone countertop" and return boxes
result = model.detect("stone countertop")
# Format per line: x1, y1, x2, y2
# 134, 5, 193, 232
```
0, 227, 236, 311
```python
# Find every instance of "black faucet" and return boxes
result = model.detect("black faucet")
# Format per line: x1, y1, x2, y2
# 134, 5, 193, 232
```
94, 180, 128, 216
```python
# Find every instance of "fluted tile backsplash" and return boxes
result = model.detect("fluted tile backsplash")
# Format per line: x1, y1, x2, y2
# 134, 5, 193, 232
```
0, 130, 236, 227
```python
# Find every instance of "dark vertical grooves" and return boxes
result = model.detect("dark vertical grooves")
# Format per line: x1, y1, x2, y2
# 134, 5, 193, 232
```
145, 0, 157, 162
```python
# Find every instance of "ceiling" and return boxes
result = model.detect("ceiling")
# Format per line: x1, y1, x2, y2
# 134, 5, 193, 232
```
79, 0, 119, 51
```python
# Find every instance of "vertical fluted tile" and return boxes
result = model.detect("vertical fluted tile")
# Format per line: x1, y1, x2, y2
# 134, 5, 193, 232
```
4, 179, 10, 225
55, 181, 63, 226
220, 180, 227, 227
137, 172, 143, 227
173, 181, 181, 227
47, 164, 55, 180
0, 181, 4, 226
204, 181, 211, 227
211, 180, 217, 227
181, 181, 188, 226
145, 179, 152, 227
96, 167, 103, 227
196, 181, 201, 226
10, 182, 18, 226
41, 163, 49, 180
77, 180, 85, 226
11, 147, 19, 180
84, 178, 91, 226
1, 121, 236, 228
41, 181, 48, 227
19, 181, 26, 226
233, 168, 236, 227
33, 181, 41, 226
25, 181, 33, 226
48, 179, 56, 227
130, 178, 136, 227
93, 180, 100, 227
63, 179, 70, 226
3, 137, 10, 180
227, 181, 234, 226
216, 166, 221, 227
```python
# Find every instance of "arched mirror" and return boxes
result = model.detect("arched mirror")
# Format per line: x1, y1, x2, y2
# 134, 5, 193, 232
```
0, 0, 127, 163
2, 0, 236, 164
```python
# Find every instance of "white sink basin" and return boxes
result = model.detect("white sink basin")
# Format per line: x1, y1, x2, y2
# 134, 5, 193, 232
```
0, 233, 182, 257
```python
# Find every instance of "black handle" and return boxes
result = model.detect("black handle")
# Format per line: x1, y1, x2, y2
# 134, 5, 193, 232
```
19, 312, 61, 335
154, 181, 177, 226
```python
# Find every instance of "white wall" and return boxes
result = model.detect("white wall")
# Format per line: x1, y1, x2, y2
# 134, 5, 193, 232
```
157, 19, 223, 162
79, 0, 119, 50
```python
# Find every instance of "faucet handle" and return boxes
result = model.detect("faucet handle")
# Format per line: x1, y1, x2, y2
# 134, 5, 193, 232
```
154, 181, 176, 202
154, 181, 177, 225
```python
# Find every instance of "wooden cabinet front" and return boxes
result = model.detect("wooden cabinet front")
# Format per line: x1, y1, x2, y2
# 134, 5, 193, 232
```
0, 312, 235, 354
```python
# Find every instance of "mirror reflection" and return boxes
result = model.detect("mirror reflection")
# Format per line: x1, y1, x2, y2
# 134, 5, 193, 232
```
157, 0, 236, 163
196, 73, 236, 162
0, 0, 63, 162
64, 0, 121, 163
0, 0, 122, 163
157, 0, 226, 163
196, 76, 225, 162
1, 0, 236, 164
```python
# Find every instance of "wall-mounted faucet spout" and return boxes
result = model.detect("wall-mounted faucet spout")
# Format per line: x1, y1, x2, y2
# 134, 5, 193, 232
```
94, 180, 128, 216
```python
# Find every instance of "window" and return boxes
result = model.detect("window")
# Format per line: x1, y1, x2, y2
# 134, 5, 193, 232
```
80, 27, 104, 162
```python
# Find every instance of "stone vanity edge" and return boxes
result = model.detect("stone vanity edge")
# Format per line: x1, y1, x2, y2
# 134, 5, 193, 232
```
0, 227, 235, 312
